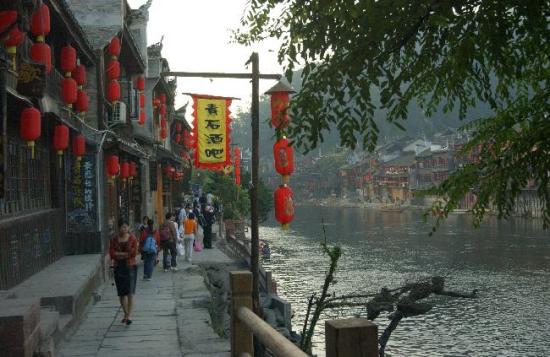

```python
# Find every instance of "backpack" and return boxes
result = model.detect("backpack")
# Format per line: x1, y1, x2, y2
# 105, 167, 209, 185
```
142, 235, 157, 255
159, 224, 171, 242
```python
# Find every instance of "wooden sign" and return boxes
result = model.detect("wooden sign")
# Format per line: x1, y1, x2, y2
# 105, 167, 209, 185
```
67, 153, 97, 232
16, 61, 46, 98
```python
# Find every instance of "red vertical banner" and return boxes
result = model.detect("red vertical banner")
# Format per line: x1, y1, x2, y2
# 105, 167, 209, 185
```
192, 95, 232, 170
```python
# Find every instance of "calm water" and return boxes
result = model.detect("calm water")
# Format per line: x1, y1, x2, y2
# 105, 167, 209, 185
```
260, 206, 550, 356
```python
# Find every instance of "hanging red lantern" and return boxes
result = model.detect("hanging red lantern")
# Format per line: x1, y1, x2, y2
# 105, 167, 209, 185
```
160, 104, 167, 116
120, 161, 130, 182
72, 134, 86, 160
138, 110, 145, 125
153, 96, 161, 108
129, 161, 137, 179
160, 93, 166, 103
274, 184, 295, 229
3, 25, 24, 70
139, 93, 145, 108
108, 36, 121, 58
266, 82, 295, 130
60, 44, 77, 76
62, 77, 77, 107
175, 122, 182, 133
164, 164, 175, 179
235, 167, 241, 186
30, 42, 52, 74
106, 154, 119, 182
106, 81, 120, 102
75, 90, 88, 113
2, 25, 25, 52
160, 127, 167, 140
106, 59, 120, 80
20, 107, 41, 159
30, 4, 50, 42
175, 133, 181, 143
273, 137, 294, 183
0, 11, 17, 34
136, 76, 145, 91
160, 118, 167, 128
73, 64, 86, 87
53, 124, 69, 167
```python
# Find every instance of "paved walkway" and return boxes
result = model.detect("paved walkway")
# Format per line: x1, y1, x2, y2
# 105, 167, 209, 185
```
58, 246, 233, 357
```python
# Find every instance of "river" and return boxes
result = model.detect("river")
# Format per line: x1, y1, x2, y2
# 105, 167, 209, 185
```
260, 205, 550, 356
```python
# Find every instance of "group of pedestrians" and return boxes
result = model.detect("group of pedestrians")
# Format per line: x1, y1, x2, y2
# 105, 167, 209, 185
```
108, 196, 218, 325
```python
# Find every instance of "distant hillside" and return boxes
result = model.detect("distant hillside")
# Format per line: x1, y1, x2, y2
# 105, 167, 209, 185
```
231, 68, 493, 159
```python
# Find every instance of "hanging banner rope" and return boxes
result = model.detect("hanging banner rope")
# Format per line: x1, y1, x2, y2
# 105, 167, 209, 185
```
191, 94, 232, 170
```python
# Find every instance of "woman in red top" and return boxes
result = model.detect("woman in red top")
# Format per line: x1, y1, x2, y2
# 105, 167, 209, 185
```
109, 219, 138, 325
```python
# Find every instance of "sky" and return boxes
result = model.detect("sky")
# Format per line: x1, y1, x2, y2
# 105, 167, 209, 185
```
127, 0, 285, 120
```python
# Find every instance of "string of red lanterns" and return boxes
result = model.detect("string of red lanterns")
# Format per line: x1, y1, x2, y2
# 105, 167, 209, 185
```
20, 107, 41, 159
72, 134, 86, 161
106, 36, 121, 103
29, 4, 52, 74
266, 81, 295, 229
53, 124, 69, 167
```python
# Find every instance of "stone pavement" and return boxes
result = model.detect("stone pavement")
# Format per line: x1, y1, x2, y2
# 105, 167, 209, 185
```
58, 246, 234, 357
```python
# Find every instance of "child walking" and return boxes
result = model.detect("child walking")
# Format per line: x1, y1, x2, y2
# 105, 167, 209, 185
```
183, 212, 198, 263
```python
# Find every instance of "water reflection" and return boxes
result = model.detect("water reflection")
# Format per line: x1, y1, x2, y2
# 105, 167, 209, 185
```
261, 206, 550, 356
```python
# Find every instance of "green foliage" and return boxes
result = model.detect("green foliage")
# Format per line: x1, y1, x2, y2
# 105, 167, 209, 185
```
241, 170, 273, 223
237, 0, 550, 228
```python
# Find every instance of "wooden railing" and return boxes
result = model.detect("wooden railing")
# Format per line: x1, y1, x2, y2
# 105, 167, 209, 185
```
230, 271, 379, 357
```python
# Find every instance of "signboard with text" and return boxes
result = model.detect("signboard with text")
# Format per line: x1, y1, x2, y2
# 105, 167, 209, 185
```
192, 95, 232, 170
67, 153, 97, 232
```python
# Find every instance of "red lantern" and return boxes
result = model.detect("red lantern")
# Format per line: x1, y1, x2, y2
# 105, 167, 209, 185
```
60, 44, 76, 76
164, 165, 175, 179
62, 77, 77, 107
160, 104, 167, 116
270, 92, 290, 129
175, 133, 181, 143
235, 167, 241, 186
30, 42, 52, 74
20, 107, 41, 158
160, 118, 167, 128
108, 36, 121, 58
120, 161, 130, 181
274, 185, 295, 228
139, 93, 145, 108
75, 90, 88, 113
73, 64, 86, 86
273, 137, 294, 183
106, 154, 119, 181
30, 4, 50, 42
3, 25, 25, 52
175, 122, 182, 133
153, 97, 161, 108
72, 134, 86, 160
160, 93, 166, 103
129, 161, 137, 178
0, 11, 17, 34
106, 81, 120, 102
136, 76, 145, 91
138, 110, 145, 125
106, 59, 120, 80
53, 124, 69, 166
160, 127, 167, 140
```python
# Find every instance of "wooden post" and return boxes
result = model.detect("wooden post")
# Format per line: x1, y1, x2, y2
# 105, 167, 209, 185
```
325, 318, 378, 357
231, 271, 254, 357
249, 52, 261, 315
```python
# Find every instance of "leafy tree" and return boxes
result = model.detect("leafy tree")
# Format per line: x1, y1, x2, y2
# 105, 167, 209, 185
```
236, 0, 550, 228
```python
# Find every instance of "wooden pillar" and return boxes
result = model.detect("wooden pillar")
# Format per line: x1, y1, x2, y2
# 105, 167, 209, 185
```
325, 318, 378, 357
230, 271, 253, 357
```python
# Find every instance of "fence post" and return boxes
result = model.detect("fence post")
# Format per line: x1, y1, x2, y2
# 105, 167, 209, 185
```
325, 318, 378, 357
230, 271, 254, 357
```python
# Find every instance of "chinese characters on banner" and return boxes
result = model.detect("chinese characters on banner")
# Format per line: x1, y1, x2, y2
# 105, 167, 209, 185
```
192, 95, 232, 170
67, 153, 97, 232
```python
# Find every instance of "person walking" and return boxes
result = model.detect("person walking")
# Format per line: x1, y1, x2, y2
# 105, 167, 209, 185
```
203, 205, 215, 249
139, 219, 159, 280
109, 219, 138, 325
183, 212, 198, 263
160, 212, 178, 272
